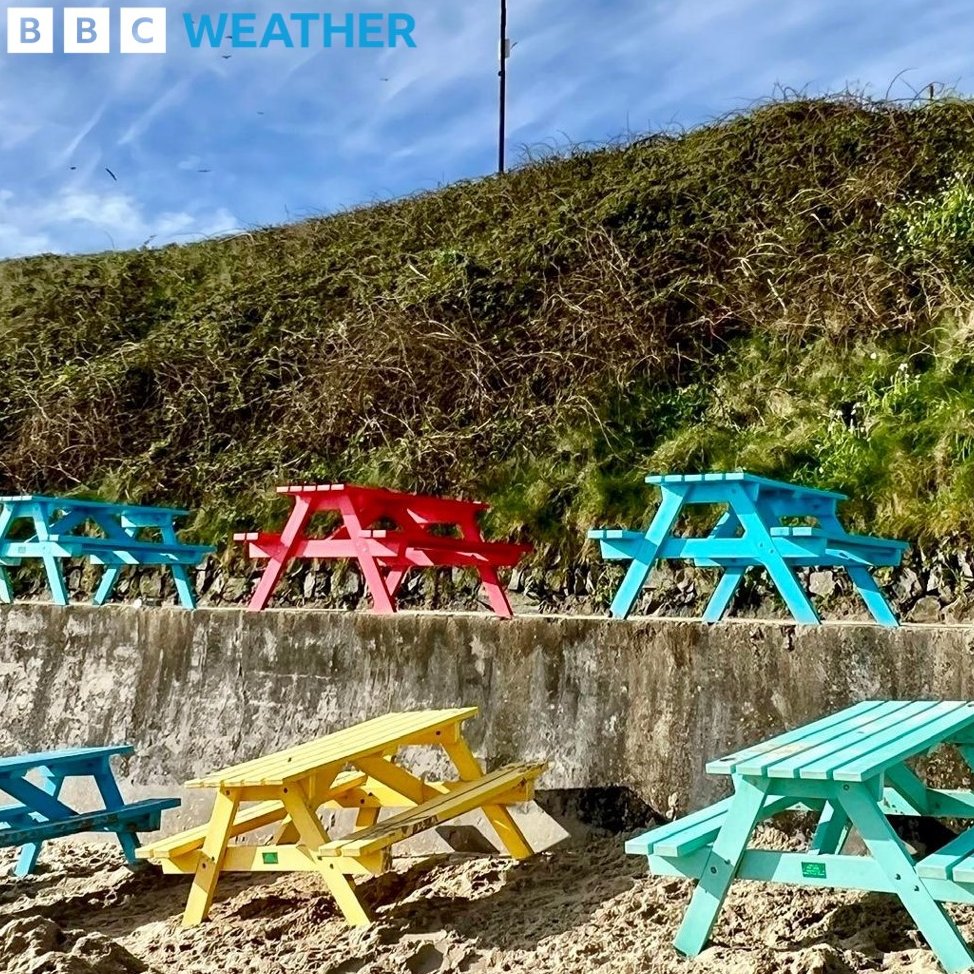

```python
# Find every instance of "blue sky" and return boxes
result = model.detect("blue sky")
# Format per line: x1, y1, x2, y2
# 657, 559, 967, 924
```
0, 0, 971, 258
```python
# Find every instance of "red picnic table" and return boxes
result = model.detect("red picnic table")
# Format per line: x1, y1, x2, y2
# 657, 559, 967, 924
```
235, 484, 532, 617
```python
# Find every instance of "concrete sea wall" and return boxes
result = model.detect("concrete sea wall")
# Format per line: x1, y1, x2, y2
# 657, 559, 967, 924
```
2, 604, 974, 831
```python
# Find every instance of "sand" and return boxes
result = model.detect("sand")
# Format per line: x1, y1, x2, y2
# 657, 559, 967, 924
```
0, 830, 956, 974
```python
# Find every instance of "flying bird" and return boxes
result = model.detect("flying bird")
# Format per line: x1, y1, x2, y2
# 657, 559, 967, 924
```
221, 54, 231, 59
105, 167, 117, 181
69, 166, 77, 170
197, 168, 212, 173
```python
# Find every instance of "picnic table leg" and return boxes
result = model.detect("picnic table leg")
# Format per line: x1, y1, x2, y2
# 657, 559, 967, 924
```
355, 551, 398, 613
28, 504, 70, 606
279, 783, 371, 926
0, 506, 17, 603
169, 566, 198, 609
720, 485, 821, 624
809, 801, 850, 854
40, 556, 69, 606
183, 789, 240, 926
837, 782, 974, 974
673, 775, 771, 957
702, 569, 746, 623
384, 569, 407, 596
248, 496, 314, 611
846, 566, 900, 627
93, 763, 142, 866
763, 560, 821, 624
478, 566, 514, 619
0, 566, 13, 603
14, 771, 64, 877
443, 738, 534, 860
92, 567, 121, 606
355, 807, 381, 828
157, 521, 201, 609
610, 489, 685, 619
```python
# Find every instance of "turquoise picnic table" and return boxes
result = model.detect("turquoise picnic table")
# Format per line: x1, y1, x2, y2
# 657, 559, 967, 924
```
588, 471, 908, 626
0, 745, 178, 877
0, 495, 214, 608
627, 701, 974, 973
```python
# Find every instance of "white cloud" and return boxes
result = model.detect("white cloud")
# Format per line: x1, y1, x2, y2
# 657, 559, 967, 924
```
0, 185, 239, 257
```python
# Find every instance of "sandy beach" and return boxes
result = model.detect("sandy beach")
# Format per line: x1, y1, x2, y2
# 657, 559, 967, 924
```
0, 828, 955, 974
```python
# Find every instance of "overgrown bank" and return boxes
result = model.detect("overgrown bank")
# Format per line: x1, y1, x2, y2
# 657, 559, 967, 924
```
5, 96, 974, 613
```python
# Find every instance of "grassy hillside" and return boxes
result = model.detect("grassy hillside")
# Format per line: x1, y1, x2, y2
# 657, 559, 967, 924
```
5, 95, 974, 576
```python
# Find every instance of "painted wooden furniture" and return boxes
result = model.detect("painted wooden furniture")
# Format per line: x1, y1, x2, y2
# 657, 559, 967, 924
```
138, 708, 546, 927
627, 700, 974, 974
0, 746, 178, 876
235, 484, 532, 616
0, 495, 214, 608
588, 471, 908, 625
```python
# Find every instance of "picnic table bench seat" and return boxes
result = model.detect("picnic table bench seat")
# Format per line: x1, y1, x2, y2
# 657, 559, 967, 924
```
3, 535, 212, 564
0, 798, 177, 848
918, 832, 974, 885
317, 762, 544, 864
625, 792, 819, 859
139, 769, 369, 869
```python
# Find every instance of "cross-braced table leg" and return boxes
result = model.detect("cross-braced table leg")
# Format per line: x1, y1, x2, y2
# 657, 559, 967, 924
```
26, 503, 70, 605
248, 496, 314, 611
92, 567, 122, 606
610, 489, 685, 619
837, 783, 974, 974
478, 566, 514, 618
279, 783, 371, 926
93, 762, 142, 866
722, 485, 821, 624
846, 566, 899, 627
443, 738, 533, 860
702, 569, 746, 623
0, 506, 17, 603
14, 770, 64, 876
183, 789, 240, 926
809, 801, 851, 854
673, 775, 771, 957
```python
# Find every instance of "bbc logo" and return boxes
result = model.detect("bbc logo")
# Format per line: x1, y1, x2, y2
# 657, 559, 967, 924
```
6, 7, 167, 53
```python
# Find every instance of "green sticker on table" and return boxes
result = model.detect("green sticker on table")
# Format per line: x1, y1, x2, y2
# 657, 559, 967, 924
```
262, 851, 279, 865
801, 861, 827, 879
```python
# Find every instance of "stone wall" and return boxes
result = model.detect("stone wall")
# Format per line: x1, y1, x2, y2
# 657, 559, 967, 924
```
3, 605, 974, 832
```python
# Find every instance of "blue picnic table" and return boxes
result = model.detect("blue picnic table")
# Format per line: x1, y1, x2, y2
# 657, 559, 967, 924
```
0, 745, 178, 876
588, 471, 908, 626
627, 701, 974, 974
0, 495, 214, 609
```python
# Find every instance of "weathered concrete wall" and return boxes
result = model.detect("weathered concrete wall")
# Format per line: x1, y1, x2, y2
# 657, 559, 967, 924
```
2, 605, 974, 830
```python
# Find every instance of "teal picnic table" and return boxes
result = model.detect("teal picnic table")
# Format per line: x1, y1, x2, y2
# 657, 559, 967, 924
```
627, 701, 974, 974
588, 471, 908, 626
0, 495, 214, 608
0, 745, 178, 877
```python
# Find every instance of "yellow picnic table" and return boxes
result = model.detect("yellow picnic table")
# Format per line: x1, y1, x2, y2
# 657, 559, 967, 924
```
138, 708, 546, 927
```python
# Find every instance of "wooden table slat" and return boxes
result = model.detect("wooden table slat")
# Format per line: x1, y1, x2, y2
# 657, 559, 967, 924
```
188, 709, 478, 788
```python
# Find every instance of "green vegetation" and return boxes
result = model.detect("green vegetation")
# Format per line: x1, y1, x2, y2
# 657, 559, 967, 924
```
4, 96, 974, 567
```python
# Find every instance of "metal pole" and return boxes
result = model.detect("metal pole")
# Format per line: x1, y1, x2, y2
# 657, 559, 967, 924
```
498, 0, 507, 173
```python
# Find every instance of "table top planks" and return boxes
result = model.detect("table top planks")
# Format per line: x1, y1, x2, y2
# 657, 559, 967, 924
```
0, 745, 133, 777
708, 701, 974, 782
187, 708, 480, 788
644, 472, 848, 500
